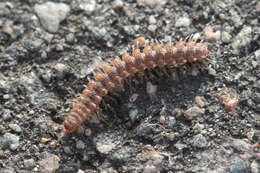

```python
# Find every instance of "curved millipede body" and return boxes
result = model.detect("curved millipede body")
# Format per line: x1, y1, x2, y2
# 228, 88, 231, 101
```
61, 36, 211, 139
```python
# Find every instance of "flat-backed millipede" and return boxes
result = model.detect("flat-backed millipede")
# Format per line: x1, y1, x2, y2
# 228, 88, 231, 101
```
60, 36, 211, 139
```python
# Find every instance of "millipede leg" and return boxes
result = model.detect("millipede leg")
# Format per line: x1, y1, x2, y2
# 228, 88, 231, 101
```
94, 107, 108, 125
106, 94, 120, 105
169, 69, 179, 81
160, 67, 170, 77
147, 70, 156, 80
154, 68, 163, 77
89, 113, 100, 124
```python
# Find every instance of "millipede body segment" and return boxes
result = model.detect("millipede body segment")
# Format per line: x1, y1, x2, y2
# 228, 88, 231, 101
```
61, 37, 211, 139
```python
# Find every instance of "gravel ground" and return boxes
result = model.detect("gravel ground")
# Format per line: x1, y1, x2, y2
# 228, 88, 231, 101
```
0, 0, 259, 173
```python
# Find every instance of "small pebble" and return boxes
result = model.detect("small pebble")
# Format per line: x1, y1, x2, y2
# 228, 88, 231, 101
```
66, 33, 75, 43
204, 26, 221, 42
174, 143, 188, 151
251, 160, 260, 173
2, 25, 15, 39
148, 16, 156, 24
8, 124, 22, 133
78, 0, 96, 14
159, 114, 166, 124
165, 116, 176, 128
84, 128, 92, 136
175, 16, 191, 27
112, 0, 124, 9
76, 140, 85, 150
39, 153, 60, 173
0, 149, 4, 157
3, 94, 10, 100
184, 106, 205, 120
25, 39, 43, 51
95, 132, 122, 154
230, 9, 243, 27
192, 33, 201, 41
165, 132, 178, 141
230, 158, 250, 173
208, 66, 217, 76
232, 26, 252, 54
221, 31, 232, 43
137, 0, 167, 8
0, 3, 11, 16
193, 123, 205, 131
48, 141, 58, 149
252, 61, 258, 68
2, 109, 12, 121
219, 13, 226, 20
24, 158, 35, 169
34, 2, 70, 33
231, 139, 254, 154
77, 169, 85, 173
149, 152, 164, 166
129, 108, 139, 123
63, 147, 73, 154
111, 147, 132, 163
146, 82, 157, 100
0, 79, 11, 93
256, 2, 260, 13
216, 88, 239, 116
40, 138, 51, 144
192, 134, 207, 148
54, 63, 68, 79
129, 93, 139, 102
246, 130, 255, 141
55, 44, 64, 51
254, 49, 260, 59
2, 133, 20, 150
148, 24, 157, 32
195, 96, 207, 108
143, 165, 157, 173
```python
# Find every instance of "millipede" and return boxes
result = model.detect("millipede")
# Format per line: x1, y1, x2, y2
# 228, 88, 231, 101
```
60, 36, 211, 140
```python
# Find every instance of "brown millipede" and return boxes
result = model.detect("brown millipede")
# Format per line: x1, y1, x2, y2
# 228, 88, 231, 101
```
60, 36, 211, 139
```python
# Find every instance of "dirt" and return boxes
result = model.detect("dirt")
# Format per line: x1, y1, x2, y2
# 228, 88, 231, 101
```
0, 0, 259, 173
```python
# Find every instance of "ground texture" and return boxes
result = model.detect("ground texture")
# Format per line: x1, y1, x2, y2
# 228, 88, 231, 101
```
0, 0, 260, 173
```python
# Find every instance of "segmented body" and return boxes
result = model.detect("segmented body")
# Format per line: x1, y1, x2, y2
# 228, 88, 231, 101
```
61, 37, 211, 138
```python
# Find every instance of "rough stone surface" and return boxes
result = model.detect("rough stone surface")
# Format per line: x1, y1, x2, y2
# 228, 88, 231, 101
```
1, 133, 19, 150
34, 2, 70, 33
